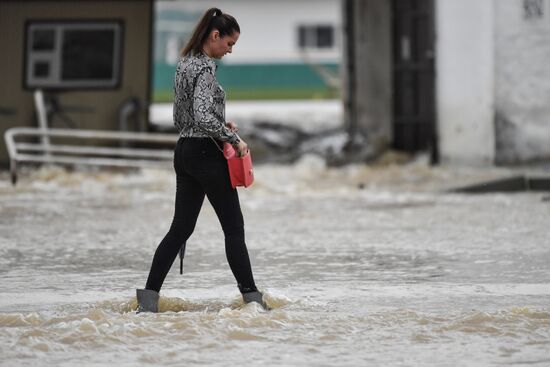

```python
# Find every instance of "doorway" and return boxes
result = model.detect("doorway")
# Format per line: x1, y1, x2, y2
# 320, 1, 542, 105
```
392, 0, 437, 162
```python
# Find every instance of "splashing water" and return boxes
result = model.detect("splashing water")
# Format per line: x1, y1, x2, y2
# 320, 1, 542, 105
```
1, 158, 549, 366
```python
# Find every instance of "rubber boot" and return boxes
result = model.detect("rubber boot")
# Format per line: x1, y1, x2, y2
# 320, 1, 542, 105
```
136, 289, 159, 313
242, 291, 269, 310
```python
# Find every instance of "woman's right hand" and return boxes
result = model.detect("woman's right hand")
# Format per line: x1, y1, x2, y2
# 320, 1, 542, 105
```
235, 140, 249, 157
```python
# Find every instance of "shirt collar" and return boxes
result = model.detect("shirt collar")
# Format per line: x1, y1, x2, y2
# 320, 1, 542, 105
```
198, 52, 217, 72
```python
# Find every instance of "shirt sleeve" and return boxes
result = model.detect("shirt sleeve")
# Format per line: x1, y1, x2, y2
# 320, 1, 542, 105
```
193, 68, 240, 145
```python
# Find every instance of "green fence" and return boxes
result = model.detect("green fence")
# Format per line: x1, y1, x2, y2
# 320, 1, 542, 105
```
152, 61, 339, 101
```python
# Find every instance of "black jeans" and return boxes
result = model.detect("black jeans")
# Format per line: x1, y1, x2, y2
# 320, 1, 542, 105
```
145, 137, 258, 294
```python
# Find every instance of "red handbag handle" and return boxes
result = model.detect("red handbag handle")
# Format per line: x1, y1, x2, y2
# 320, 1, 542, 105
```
210, 135, 248, 158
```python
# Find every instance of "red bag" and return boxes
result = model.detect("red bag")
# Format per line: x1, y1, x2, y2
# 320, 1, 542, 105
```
222, 142, 254, 188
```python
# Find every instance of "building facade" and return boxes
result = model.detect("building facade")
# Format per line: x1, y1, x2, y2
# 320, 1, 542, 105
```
346, 0, 550, 166
0, 0, 153, 166
153, 0, 342, 100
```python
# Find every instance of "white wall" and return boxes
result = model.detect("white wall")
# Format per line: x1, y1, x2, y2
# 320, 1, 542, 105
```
158, 0, 342, 64
436, 0, 496, 166
494, 0, 550, 164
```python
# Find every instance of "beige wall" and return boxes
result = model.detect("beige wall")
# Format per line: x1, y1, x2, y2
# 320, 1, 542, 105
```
0, 0, 153, 167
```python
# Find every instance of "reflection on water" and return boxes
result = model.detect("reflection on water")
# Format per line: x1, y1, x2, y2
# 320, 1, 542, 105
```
0, 158, 549, 366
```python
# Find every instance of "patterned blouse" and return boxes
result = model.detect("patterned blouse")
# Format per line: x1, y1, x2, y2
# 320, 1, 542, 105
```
173, 52, 240, 145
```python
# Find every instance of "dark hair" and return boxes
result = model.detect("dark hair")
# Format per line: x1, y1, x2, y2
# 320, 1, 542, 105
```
181, 8, 240, 57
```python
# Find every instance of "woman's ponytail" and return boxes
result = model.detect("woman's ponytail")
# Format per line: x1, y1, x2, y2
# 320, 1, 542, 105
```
211, 7, 222, 17
181, 7, 240, 57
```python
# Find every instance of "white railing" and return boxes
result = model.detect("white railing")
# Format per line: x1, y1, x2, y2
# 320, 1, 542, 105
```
4, 127, 178, 185
3, 89, 178, 185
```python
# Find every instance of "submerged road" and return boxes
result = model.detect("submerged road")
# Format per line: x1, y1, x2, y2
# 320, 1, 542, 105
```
0, 160, 549, 366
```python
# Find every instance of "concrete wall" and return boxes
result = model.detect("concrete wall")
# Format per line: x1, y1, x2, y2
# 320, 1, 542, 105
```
436, 0, 496, 166
494, 0, 550, 164
0, 0, 153, 167
343, 0, 392, 151
436, 0, 550, 166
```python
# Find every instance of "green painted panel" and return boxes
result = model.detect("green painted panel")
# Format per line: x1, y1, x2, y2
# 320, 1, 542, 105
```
216, 63, 339, 88
152, 62, 339, 91
152, 62, 176, 90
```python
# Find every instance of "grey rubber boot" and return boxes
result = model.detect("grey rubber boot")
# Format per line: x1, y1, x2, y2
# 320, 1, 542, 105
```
136, 289, 159, 313
242, 291, 269, 310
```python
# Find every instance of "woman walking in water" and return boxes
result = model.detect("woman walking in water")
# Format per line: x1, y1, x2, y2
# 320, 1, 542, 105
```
136, 7, 267, 312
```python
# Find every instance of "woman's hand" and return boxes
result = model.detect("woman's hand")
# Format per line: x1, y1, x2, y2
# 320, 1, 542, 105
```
227, 121, 247, 156
226, 121, 238, 132
235, 139, 249, 157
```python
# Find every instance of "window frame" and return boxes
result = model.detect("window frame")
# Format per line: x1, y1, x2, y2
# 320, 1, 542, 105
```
23, 20, 124, 90
297, 24, 336, 50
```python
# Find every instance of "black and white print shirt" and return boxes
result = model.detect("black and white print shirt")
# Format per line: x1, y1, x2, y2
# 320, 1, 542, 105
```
173, 53, 239, 145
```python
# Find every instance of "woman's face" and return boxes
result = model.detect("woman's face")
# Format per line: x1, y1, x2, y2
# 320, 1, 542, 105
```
207, 30, 239, 59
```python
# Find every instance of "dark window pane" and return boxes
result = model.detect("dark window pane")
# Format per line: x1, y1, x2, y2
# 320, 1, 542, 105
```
298, 26, 307, 48
33, 61, 50, 77
415, 15, 431, 62
416, 0, 433, 12
394, 0, 413, 13
61, 29, 115, 80
32, 29, 55, 51
317, 26, 333, 48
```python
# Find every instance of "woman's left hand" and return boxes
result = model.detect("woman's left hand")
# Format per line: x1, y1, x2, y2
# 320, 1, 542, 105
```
226, 121, 238, 132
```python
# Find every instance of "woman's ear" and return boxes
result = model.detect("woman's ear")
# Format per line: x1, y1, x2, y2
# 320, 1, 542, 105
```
211, 29, 220, 40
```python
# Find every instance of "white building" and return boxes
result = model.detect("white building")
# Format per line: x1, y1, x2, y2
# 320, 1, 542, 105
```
346, 0, 550, 166
438, 0, 550, 165
154, 0, 550, 167
154, 0, 342, 100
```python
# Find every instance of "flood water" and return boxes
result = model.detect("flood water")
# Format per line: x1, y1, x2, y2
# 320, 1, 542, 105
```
1, 157, 549, 366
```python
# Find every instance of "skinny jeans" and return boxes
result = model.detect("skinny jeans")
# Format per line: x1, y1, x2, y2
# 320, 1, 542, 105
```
145, 137, 257, 294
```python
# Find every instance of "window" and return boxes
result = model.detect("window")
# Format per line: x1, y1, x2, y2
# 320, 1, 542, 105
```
25, 21, 123, 89
298, 25, 335, 49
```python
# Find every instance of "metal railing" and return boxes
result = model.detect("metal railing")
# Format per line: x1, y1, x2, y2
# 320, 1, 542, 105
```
4, 127, 178, 185
3, 89, 179, 185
